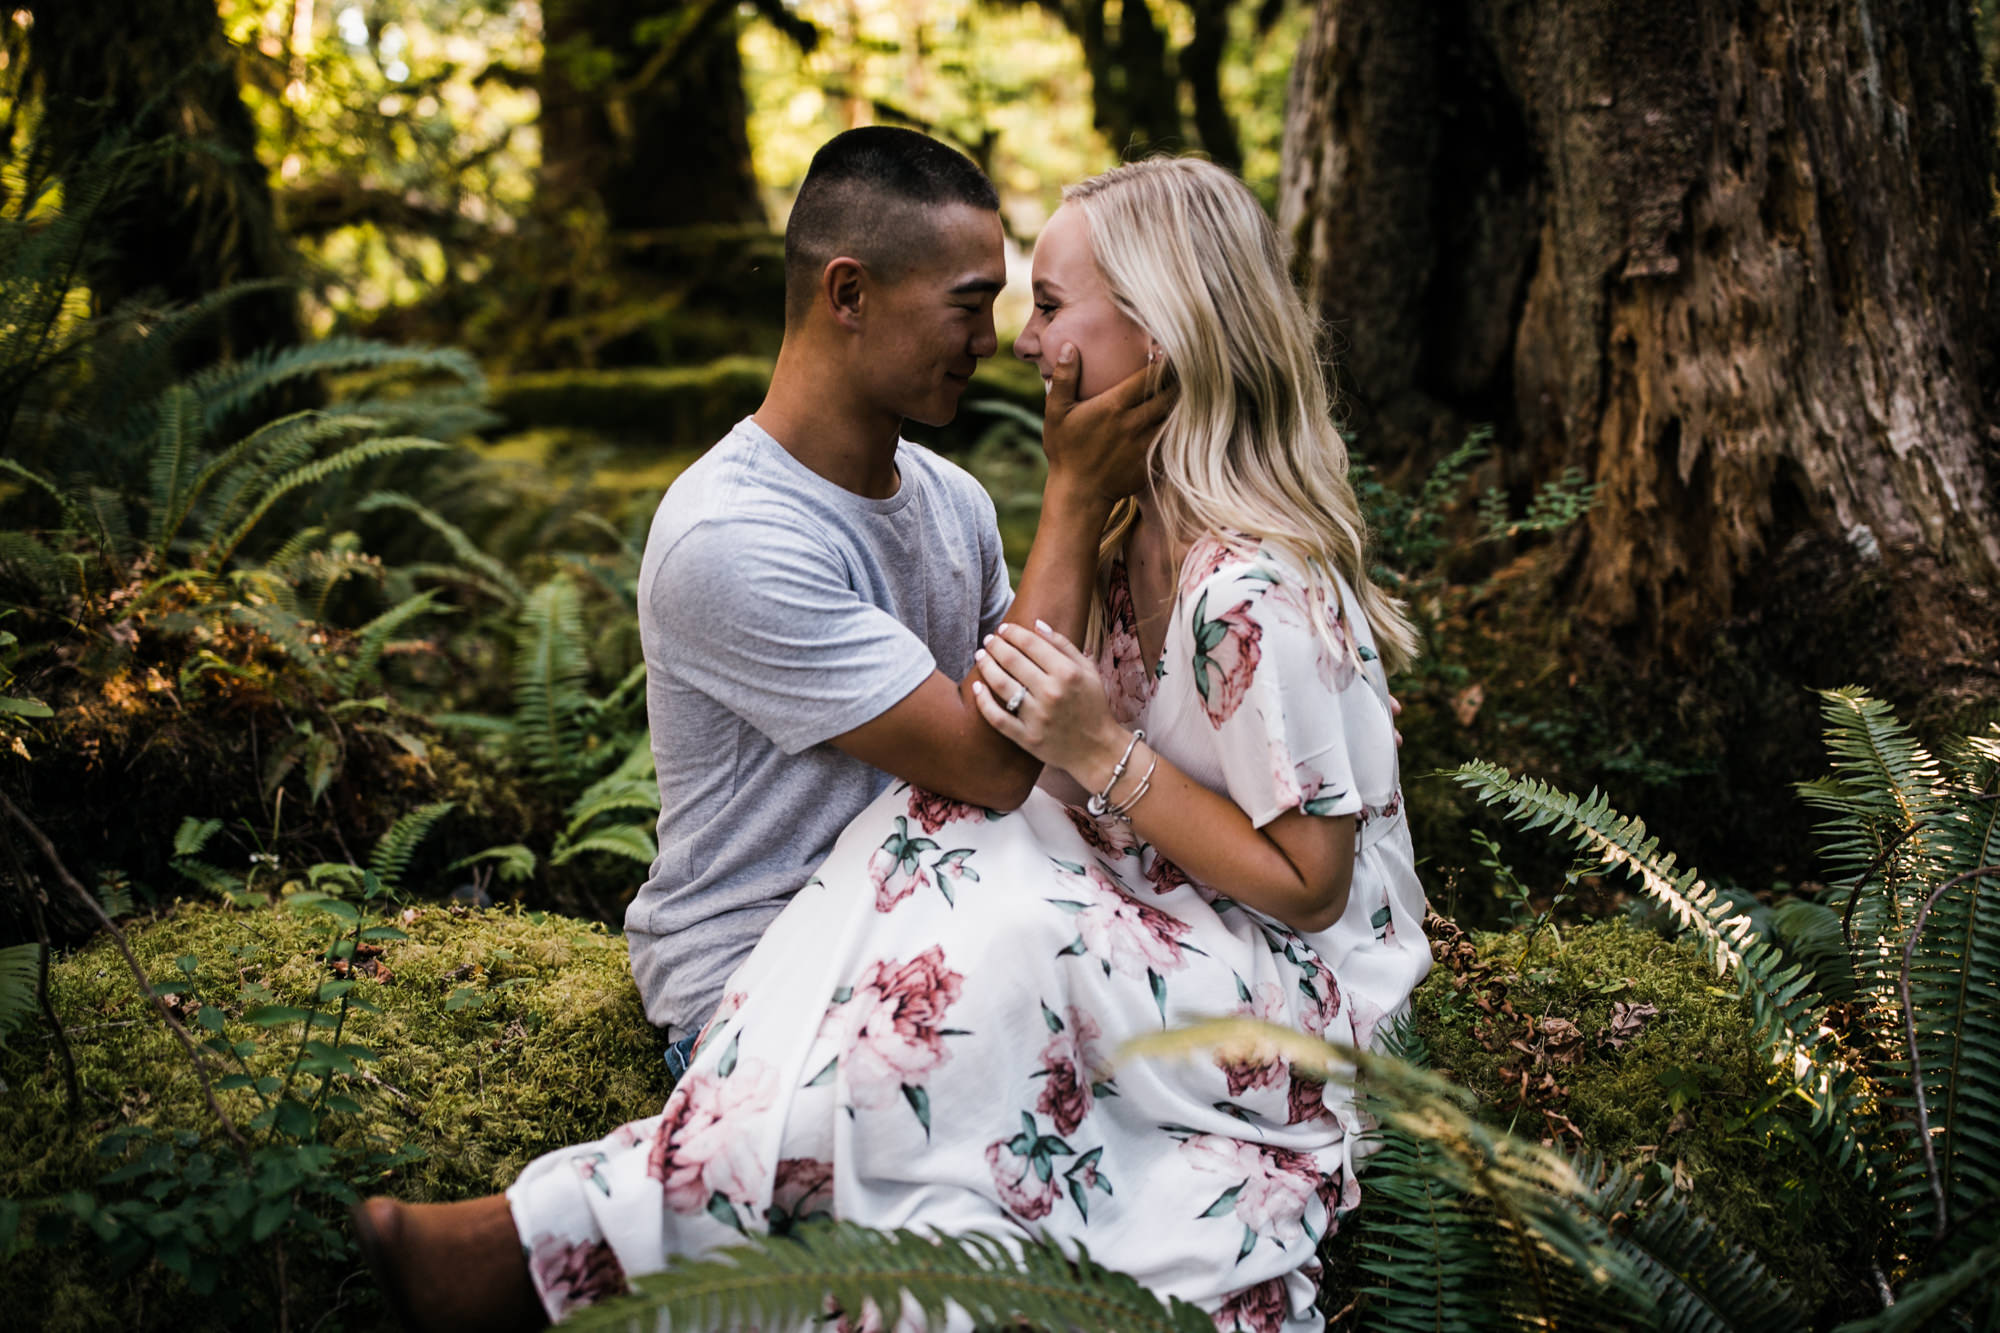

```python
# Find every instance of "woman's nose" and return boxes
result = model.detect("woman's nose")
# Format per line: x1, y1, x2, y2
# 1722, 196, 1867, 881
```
1013, 321, 1038, 362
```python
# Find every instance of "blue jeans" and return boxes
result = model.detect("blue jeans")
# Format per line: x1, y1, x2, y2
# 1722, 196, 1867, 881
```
663, 1032, 699, 1081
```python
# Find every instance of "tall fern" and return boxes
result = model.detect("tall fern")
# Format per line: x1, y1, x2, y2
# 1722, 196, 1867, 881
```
367, 801, 455, 895
514, 574, 592, 784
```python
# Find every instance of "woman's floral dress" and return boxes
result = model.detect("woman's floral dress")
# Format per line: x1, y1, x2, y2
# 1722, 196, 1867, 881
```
507, 536, 1432, 1332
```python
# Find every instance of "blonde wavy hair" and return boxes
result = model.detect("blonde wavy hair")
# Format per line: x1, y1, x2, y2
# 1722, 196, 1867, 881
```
1066, 156, 1418, 674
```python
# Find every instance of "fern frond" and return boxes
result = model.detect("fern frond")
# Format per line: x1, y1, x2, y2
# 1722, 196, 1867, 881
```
1581, 1157, 1804, 1333
178, 410, 359, 553
564, 1223, 1216, 1333
447, 844, 538, 883
0, 943, 41, 1048
367, 801, 455, 894
549, 824, 657, 867
1828, 1238, 2000, 1332
1769, 898, 1858, 1003
1450, 762, 1877, 1179
188, 337, 482, 434
203, 436, 447, 572
1128, 1019, 1659, 1325
357, 490, 525, 607
0, 531, 72, 600
1798, 689, 1942, 983
228, 601, 326, 679
263, 525, 328, 575
513, 574, 591, 784
339, 590, 446, 693
146, 382, 204, 550
1354, 1122, 1501, 1332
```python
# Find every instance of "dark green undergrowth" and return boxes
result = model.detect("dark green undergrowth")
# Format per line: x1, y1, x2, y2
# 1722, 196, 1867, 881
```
0, 899, 669, 1332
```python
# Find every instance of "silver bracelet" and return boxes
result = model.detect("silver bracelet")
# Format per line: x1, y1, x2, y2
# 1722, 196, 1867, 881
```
1108, 754, 1158, 821
1087, 729, 1145, 816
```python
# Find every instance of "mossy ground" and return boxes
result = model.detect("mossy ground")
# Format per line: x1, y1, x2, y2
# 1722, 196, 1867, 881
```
5, 905, 1888, 1330
1400, 917, 1882, 1324
1, 899, 671, 1332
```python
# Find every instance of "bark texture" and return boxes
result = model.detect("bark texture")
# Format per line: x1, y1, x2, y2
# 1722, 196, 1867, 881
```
1281, 0, 2000, 650
25, 0, 299, 361
539, 0, 765, 239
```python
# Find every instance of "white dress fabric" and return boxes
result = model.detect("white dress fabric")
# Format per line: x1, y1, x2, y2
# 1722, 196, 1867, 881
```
507, 535, 1432, 1332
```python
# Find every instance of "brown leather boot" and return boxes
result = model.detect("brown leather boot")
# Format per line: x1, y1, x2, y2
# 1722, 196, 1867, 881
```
351, 1194, 549, 1333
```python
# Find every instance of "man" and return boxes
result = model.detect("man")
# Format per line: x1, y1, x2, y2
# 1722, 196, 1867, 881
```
627, 126, 1168, 1066
352, 127, 1167, 1330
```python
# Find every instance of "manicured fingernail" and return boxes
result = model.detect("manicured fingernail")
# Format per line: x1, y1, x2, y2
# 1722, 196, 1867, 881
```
975, 648, 988, 661
1058, 343, 1075, 365
1034, 619, 1052, 634
973, 681, 985, 694
982, 634, 994, 645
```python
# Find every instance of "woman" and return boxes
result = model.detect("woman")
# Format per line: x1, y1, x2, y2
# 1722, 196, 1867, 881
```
363, 158, 1430, 1333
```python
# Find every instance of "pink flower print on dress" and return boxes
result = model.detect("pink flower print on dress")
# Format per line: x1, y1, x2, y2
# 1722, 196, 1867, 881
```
1216, 980, 1288, 1097
986, 1137, 1060, 1221
1285, 1068, 1331, 1125
1035, 1003, 1114, 1136
1190, 590, 1264, 727
1295, 759, 1351, 818
768, 1156, 834, 1232
904, 786, 988, 836
1178, 534, 1253, 599
529, 1234, 628, 1316
1211, 1276, 1289, 1333
1098, 560, 1153, 726
1315, 1159, 1360, 1222
1182, 1134, 1319, 1248
866, 816, 939, 913
814, 945, 966, 1133
1065, 802, 1139, 860
1259, 570, 1358, 694
647, 1035, 780, 1228
1050, 860, 1193, 1021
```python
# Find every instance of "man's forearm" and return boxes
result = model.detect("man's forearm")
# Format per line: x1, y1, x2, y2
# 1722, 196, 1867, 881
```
948, 478, 1112, 803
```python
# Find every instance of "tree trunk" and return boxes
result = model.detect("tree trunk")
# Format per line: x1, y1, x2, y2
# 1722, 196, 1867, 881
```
25, 0, 299, 363
1281, 0, 2000, 653
538, 0, 765, 240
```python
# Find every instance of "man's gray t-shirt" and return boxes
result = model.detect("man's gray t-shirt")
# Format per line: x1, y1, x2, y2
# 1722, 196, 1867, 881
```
625, 417, 1013, 1037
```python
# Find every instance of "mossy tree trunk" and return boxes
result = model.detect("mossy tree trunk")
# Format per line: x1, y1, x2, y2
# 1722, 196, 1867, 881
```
23, 0, 300, 363
538, 0, 766, 244
1280, 0, 2000, 654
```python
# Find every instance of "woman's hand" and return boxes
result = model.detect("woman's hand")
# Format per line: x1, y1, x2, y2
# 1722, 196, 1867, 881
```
971, 621, 1129, 789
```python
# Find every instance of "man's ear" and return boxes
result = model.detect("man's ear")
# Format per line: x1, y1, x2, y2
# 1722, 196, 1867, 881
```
822, 257, 866, 331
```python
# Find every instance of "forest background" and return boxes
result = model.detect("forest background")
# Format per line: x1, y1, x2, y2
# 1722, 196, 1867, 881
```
2, 0, 1999, 1329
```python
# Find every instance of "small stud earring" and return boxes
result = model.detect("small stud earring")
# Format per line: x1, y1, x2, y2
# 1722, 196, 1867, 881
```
1147, 347, 1158, 365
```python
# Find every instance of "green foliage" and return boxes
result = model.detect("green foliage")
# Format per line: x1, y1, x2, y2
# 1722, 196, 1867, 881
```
570, 1223, 1216, 1333
0, 943, 41, 1047
1451, 692, 2000, 1327
1450, 763, 1878, 1178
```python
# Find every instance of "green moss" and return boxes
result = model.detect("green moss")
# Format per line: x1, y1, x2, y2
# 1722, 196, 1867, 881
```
1406, 918, 1882, 1321
1, 899, 671, 1331
491, 355, 773, 442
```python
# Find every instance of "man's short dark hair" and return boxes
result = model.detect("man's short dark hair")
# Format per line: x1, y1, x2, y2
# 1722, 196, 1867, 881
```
784, 127, 1000, 323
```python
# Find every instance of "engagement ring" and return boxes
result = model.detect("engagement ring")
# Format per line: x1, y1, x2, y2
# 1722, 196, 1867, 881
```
1005, 686, 1027, 714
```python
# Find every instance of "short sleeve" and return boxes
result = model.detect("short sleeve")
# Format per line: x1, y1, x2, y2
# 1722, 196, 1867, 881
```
650, 519, 936, 755
976, 491, 1015, 641
1185, 562, 1362, 828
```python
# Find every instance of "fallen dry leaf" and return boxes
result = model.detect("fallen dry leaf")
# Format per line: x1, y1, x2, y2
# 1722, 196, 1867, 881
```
1600, 1000, 1660, 1051
1453, 682, 1486, 727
